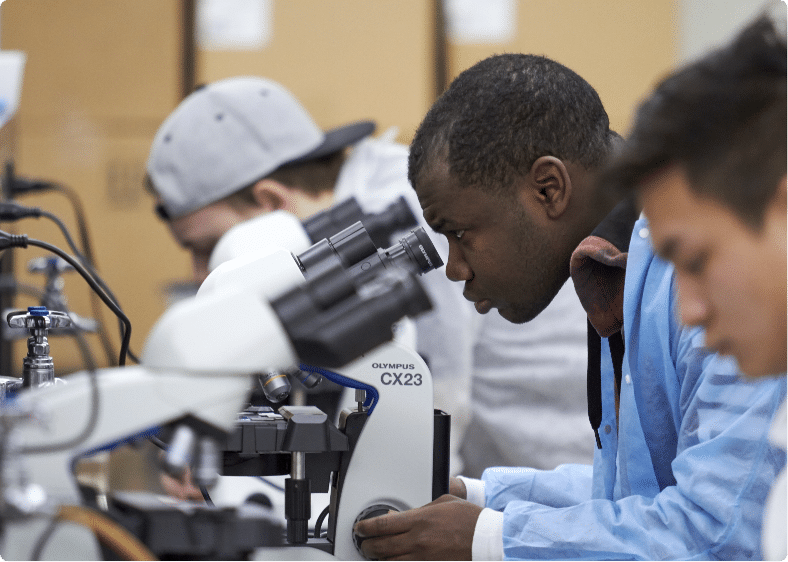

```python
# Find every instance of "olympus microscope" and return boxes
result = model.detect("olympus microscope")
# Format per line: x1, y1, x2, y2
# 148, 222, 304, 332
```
0, 215, 446, 560
201, 216, 450, 560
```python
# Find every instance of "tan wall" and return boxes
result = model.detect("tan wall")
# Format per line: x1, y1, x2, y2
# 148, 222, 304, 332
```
200, 1, 678, 145
0, 0, 678, 375
1, 0, 188, 373
197, 0, 439, 144
446, 0, 678, 137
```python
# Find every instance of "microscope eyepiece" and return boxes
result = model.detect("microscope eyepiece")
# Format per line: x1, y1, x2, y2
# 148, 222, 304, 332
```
301, 198, 365, 244
297, 222, 443, 290
296, 222, 376, 276
301, 196, 418, 248
343, 226, 444, 284
385, 227, 444, 274
271, 267, 431, 367
357, 196, 418, 248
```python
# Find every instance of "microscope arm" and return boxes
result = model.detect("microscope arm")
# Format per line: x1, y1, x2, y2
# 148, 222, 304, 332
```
324, 341, 437, 560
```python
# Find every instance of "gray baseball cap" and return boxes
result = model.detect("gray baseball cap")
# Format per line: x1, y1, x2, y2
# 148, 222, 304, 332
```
147, 76, 375, 219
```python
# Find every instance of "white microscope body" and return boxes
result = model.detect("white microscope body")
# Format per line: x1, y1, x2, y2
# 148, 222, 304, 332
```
0, 226, 436, 560
203, 213, 443, 559
1, 288, 300, 561
323, 342, 435, 560
0, 212, 445, 561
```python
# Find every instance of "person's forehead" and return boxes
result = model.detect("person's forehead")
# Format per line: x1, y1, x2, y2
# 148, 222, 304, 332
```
640, 166, 751, 253
640, 166, 696, 219
417, 169, 482, 226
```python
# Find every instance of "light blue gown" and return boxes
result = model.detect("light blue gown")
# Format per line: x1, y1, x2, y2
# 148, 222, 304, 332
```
481, 218, 787, 560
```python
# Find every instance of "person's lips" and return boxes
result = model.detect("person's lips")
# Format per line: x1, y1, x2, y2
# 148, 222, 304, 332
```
464, 287, 493, 314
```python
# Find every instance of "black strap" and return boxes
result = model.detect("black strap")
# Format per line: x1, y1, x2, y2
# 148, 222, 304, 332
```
587, 319, 603, 449
609, 330, 625, 398
587, 321, 625, 450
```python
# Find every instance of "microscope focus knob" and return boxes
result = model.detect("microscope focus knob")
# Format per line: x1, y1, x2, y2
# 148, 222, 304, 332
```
353, 504, 401, 558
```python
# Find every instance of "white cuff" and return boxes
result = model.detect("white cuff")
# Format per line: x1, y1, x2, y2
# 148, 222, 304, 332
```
472, 507, 504, 561
458, 476, 486, 507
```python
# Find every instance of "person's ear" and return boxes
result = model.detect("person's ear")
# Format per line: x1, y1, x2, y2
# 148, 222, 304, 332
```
249, 179, 291, 212
528, 156, 572, 220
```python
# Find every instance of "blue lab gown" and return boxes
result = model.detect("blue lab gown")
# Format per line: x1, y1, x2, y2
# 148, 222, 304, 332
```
481, 218, 787, 560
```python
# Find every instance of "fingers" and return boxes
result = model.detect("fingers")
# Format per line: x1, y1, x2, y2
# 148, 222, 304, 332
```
449, 477, 467, 499
354, 496, 462, 539
360, 531, 415, 560
355, 499, 480, 560
159, 469, 204, 501
431, 493, 460, 504
355, 510, 411, 538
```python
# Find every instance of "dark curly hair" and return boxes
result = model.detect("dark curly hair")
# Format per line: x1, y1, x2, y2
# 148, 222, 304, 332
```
409, 53, 617, 194
601, 14, 786, 229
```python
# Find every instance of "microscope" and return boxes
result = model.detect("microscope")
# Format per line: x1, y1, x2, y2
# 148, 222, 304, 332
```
208, 195, 417, 272
0, 217, 445, 560
205, 195, 428, 409
200, 217, 449, 559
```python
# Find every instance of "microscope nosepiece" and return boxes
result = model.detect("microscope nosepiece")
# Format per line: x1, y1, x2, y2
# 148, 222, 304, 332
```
259, 371, 292, 403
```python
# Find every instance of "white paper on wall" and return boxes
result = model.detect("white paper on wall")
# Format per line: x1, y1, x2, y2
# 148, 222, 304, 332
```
0, 50, 25, 130
445, 0, 517, 45
197, 0, 272, 51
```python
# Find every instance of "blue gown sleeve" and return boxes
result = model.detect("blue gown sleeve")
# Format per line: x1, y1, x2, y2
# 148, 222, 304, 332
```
484, 463, 593, 511
485, 348, 785, 560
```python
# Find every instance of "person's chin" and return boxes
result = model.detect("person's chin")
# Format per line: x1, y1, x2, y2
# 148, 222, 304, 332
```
735, 352, 787, 379
496, 304, 533, 324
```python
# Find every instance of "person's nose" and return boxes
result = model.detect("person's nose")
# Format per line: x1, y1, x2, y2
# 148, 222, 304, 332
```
676, 275, 709, 328
444, 242, 473, 283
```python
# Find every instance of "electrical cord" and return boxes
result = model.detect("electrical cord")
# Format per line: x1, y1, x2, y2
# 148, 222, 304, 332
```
0, 201, 137, 365
0, 230, 131, 367
314, 504, 330, 539
9, 178, 98, 267
199, 485, 215, 506
298, 364, 379, 414
37, 209, 138, 364
147, 435, 167, 451
6, 180, 122, 362
256, 476, 286, 492
37, 208, 119, 365
30, 504, 157, 561
47, 182, 98, 268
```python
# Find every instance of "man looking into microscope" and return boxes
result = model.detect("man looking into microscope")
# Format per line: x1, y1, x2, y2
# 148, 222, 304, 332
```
355, 52, 785, 560
145, 76, 594, 502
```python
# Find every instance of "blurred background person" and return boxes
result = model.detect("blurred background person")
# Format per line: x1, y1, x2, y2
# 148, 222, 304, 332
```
600, 11, 786, 559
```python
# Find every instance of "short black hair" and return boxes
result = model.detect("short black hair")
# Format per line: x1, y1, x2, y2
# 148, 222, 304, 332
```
602, 14, 787, 229
408, 53, 617, 194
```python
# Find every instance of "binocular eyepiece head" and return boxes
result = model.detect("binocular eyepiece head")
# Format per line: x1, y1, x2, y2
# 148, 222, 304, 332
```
302, 196, 417, 249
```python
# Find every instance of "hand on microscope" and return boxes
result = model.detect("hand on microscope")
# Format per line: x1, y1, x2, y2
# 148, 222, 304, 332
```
159, 465, 204, 502
354, 478, 481, 561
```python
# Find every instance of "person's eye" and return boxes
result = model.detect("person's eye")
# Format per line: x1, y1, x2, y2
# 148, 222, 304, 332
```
684, 251, 709, 275
453, 230, 465, 240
